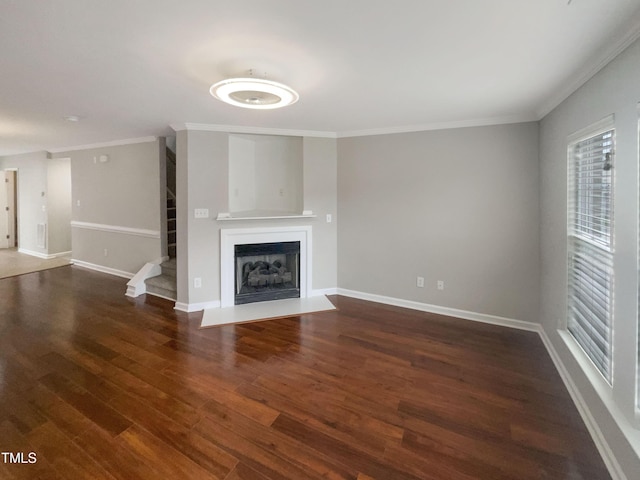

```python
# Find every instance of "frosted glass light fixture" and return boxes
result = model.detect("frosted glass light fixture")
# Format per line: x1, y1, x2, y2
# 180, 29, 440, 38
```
209, 76, 298, 110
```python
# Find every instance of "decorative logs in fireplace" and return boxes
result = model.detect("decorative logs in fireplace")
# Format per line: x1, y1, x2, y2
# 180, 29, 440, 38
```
234, 241, 301, 305
242, 260, 293, 287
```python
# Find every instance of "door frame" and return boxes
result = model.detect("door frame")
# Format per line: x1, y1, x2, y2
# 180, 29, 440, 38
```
5, 168, 18, 248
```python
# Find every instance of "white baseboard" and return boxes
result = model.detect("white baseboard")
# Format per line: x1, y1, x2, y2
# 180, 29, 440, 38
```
71, 259, 133, 280
174, 300, 221, 313
18, 248, 71, 260
311, 288, 338, 296
537, 329, 627, 480
336, 288, 539, 332
333, 287, 624, 480
47, 250, 72, 259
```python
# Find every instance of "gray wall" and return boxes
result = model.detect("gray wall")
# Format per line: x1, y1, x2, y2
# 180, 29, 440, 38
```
539, 38, 640, 477
53, 140, 163, 274
46, 157, 72, 254
228, 134, 304, 214
176, 130, 337, 307
0, 151, 51, 255
337, 123, 540, 323
304, 137, 338, 291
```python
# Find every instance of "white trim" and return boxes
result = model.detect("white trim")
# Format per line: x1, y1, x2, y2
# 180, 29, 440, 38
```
71, 221, 160, 239
536, 14, 640, 119
47, 250, 72, 259
312, 288, 338, 297
174, 300, 221, 313
17, 248, 71, 260
18, 248, 47, 259
217, 212, 316, 221
125, 257, 167, 298
567, 114, 616, 145
71, 259, 133, 279
336, 288, 539, 332
170, 122, 336, 138
336, 114, 537, 138
170, 116, 541, 140
47, 136, 158, 153
538, 328, 628, 480
220, 225, 312, 308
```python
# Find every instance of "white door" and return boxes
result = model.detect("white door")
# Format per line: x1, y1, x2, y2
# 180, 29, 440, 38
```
6, 171, 16, 247
0, 171, 9, 248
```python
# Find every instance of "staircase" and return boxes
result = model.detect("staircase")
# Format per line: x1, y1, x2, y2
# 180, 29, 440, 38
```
167, 196, 176, 258
146, 145, 178, 300
126, 144, 178, 302
166, 146, 177, 259
144, 257, 177, 300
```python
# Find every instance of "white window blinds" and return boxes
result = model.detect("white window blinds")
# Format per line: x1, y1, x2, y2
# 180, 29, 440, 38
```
568, 126, 614, 383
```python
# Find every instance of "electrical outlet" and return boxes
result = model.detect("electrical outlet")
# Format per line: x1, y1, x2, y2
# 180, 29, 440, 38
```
417, 276, 424, 288
194, 277, 202, 288
103, 249, 108, 257
326, 214, 332, 223
437, 280, 444, 290
194, 208, 209, 219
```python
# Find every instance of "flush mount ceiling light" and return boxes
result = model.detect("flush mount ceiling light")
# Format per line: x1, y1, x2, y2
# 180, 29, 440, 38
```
209, 75, 299, 110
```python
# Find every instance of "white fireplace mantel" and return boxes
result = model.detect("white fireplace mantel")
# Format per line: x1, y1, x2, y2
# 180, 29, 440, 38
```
216, 210, 315, 221
220, 225, 312, 308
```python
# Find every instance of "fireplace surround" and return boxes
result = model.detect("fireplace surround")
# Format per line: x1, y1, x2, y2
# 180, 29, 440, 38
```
220, 226, 312, 308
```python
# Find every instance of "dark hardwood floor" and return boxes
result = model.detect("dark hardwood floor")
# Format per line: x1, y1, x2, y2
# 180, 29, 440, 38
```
0, 265, 610, 479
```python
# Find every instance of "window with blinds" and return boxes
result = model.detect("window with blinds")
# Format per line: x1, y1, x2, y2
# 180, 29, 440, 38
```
567, 126, 614, 384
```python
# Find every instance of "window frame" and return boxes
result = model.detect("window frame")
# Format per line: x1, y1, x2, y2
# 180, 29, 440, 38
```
566, 115, 616, 385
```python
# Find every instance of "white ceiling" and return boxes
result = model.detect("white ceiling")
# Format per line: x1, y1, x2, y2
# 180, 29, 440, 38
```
1, 0, 640, 156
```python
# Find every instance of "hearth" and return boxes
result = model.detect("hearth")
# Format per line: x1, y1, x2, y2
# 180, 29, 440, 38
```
234, 241, 300, 305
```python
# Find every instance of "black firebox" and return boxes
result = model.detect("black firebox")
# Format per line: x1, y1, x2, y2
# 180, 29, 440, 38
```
234, 241, 300, 305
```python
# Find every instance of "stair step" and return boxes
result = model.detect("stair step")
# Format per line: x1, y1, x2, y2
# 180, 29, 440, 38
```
145, 270, 176, 302
145, 283, 177, 301
161, 258, 176, 275
146, 273, 176, 289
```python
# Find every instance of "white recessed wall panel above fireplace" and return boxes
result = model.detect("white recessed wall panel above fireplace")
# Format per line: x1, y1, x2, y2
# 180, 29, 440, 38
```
220, 225, 312, 308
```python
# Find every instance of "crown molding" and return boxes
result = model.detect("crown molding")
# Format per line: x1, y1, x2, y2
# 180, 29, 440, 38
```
47, 136, 158, 153
335, 114, 537, 138
536, 13, 640, 119
170, 122, 336, 138
170, 115, 540, 141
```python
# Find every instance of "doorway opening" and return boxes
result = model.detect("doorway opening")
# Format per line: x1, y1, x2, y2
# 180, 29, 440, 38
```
0, 170, 18, 249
